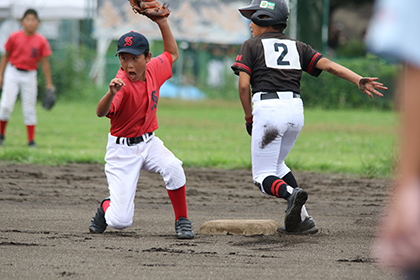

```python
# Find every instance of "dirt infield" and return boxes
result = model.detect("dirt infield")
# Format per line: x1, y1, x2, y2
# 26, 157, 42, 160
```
0, 163, 396, 279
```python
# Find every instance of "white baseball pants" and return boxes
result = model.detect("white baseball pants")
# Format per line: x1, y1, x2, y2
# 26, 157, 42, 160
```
0, 63, 38, 125
251, 92, 304, 191
104, 133, 186, 229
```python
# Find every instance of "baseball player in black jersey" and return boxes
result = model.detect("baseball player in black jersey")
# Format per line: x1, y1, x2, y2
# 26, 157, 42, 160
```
232, 0, 387, 234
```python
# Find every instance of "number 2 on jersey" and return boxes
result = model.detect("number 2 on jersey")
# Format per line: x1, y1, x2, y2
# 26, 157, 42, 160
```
274, 43, 290, 66
262, 39, 301, 70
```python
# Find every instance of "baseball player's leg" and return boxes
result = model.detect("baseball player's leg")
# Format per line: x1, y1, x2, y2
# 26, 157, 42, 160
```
251, 105, 308, 232
251, 97, 316, 233
276, 127, 312, 221
0, 121, 7, 145
282, 172, 298, 188
142, 136, 186, 213
251, 97, 301, 194
104, 136, 143, 229
0, 65, 20, 125
142, 136, 193, 238
277, 100, 315, 230
19, 71, 38, 144
280, 171, 312, 222
142, 136, 186, 191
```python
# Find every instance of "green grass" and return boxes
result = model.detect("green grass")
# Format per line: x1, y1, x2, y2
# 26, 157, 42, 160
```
0, 99, 398, 178
289, 109, 398, 177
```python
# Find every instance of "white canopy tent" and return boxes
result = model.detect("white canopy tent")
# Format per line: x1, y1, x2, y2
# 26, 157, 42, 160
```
0, 0, 96, 20
0, 0, 96, 52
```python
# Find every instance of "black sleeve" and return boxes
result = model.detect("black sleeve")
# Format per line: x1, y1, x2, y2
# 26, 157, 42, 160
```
231, 40, 253, 76
298, 41, 324, 77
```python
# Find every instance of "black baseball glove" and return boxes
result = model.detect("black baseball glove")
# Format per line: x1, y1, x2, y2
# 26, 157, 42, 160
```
42, 87, 56, 111
246, 122, 252, 136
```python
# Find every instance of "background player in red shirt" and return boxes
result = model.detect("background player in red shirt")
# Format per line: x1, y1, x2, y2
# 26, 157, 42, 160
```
0, 9, 54, 147
89, 15, 194, 239
232, 0, 387, 234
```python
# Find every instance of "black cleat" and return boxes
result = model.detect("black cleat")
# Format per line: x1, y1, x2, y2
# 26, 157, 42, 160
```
284, 188, 308, 232
28, 140, 36, 147
89, 198, 109, 234
278, 216, 319, 235
175, 217, 194, 239
0, 134, 4, 146
402, 268, 420, 280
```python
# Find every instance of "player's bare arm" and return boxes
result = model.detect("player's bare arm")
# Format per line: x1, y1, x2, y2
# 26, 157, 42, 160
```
96, 78, 125, 117
316, 57, 387, 98
155, 18, 179, 62
238, 72, 253, 122
40, 56, 53, 89
0, 51, 10, 88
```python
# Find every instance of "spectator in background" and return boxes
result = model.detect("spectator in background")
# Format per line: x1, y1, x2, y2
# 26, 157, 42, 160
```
366, 0, 420, 278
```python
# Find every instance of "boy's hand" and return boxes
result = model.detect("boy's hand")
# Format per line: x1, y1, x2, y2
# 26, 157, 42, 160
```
358, 77, 388, 98
109, 78, 125, 95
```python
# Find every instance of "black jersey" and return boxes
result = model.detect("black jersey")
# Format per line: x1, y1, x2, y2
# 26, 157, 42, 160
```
231, 32, 324, 95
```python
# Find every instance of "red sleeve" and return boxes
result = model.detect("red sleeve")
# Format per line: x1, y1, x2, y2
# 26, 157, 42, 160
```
147, 51, 173, 87
40, 35, 52, 58
4, 32, 16, 53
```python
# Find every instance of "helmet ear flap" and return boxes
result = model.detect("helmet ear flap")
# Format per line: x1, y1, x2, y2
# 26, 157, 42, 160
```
251, 10, 274, 27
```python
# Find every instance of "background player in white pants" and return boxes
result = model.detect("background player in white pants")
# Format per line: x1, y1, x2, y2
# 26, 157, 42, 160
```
0, 9, 54, 147
89, 14, 194, 239
232, 0, 387, 234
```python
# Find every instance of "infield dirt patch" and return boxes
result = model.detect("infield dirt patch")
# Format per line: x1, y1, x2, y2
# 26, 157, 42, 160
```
0, 163, 396, 279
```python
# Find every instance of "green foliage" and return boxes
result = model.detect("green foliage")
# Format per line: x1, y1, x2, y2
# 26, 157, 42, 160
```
334, 39, 367, 57
0, 99, 397, 178
37, 44, 104, 104
300, 55, 400, 110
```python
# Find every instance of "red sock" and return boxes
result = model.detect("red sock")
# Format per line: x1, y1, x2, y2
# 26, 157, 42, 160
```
0, 120, 7, 135
167, 186, 188, 221
102, 199, 110, 212
26, 125, 35, 142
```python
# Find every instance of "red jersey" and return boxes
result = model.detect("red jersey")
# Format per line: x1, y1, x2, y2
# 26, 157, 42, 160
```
107, 51, 173, 138
5, 30, 52, 71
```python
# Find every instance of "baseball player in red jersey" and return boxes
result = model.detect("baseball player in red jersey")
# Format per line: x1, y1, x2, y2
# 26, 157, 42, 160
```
232, 0, 387, 234
0, 9, 54, 147
89, 16, 194, 239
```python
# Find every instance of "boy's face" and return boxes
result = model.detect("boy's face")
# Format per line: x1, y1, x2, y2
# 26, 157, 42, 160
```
21, 14, 39, 35
119, 52, 152, 82
250, 21, 267, 37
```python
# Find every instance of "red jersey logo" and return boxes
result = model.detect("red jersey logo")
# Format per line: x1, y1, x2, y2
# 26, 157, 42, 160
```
124, 37, 133, 47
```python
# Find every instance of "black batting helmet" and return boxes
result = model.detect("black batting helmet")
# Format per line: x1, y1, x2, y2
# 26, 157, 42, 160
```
238, 0, 289, 27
